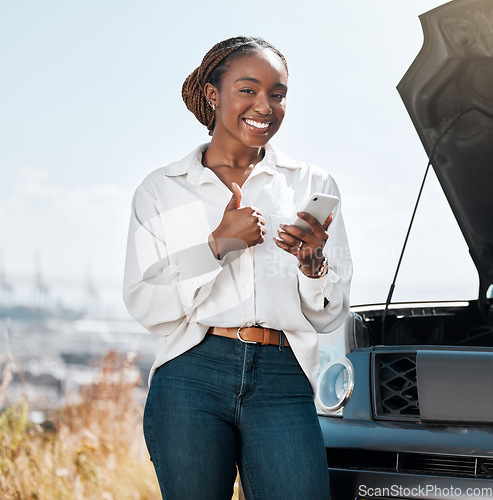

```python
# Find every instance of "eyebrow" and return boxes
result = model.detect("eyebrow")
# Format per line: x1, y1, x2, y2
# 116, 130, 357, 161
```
235, 77, 288, 89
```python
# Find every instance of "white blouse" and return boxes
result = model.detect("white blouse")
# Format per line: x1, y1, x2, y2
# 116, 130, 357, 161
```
123, 143, 352, 391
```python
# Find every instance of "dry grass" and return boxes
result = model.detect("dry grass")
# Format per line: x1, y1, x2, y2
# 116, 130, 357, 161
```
0, 351, 160, 499
0, 351, 242, 499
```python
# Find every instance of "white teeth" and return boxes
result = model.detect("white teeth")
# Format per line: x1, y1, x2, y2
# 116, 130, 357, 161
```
245, 119, 269, 129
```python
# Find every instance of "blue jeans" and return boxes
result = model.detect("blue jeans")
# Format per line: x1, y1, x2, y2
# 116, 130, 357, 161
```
143, 334, 330, 500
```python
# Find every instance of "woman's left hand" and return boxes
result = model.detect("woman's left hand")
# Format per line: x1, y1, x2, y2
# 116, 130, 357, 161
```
274, 212, 333, 278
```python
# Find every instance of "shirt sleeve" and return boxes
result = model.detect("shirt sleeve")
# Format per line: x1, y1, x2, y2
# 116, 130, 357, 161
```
297, 178, 353, 333
122, 184, 223, 334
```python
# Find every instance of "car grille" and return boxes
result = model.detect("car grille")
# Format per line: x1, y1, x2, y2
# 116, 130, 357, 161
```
373, 352, 420, 421
326, 448, 493, 479
401, 453, 493, 477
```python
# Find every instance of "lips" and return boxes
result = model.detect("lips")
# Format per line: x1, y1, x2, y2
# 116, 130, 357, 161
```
243, 118, 272, 132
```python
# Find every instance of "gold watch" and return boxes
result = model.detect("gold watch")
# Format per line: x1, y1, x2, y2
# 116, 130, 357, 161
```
316, 258, 329, 278
299, 258, 328, 278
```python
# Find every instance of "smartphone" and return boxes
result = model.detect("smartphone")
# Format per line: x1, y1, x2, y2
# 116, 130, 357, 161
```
291, 193, 339, 232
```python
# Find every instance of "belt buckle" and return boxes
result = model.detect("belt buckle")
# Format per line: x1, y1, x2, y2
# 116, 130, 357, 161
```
236, 326, 257, 344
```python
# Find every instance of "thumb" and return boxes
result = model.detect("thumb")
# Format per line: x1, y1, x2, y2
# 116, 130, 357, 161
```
225, 182, 242, 211
322, 213, 333, 231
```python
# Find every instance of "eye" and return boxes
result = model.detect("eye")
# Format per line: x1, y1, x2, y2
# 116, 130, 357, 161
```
239, 89, 255, 94
271, 93, 286, 100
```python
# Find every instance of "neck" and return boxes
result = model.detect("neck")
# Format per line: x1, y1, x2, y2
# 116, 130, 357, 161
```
203, 140, 265, 170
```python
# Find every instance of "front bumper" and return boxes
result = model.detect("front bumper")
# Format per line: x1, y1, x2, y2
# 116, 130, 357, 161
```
328, 468, 493, 499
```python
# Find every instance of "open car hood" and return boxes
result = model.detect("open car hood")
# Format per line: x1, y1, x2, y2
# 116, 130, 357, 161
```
397, 0, 493, 308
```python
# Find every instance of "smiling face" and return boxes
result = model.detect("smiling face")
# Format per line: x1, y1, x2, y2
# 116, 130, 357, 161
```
205, 48, 288, 151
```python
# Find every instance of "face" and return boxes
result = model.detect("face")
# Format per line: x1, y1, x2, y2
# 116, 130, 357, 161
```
206, 49, 288, 149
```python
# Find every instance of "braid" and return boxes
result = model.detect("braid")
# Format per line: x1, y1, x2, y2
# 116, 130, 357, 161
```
182, 36, 288, 136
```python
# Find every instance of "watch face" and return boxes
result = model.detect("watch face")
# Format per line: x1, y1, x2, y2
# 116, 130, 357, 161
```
298, 259, 328, 278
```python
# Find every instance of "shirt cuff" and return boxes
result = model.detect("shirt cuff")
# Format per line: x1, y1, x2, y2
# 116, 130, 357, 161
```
169, 241, 224, 315
297, 267, 327, 311
169, 241, 223, 280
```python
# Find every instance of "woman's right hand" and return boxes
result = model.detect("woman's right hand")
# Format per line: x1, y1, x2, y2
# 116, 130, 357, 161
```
209, 183, 266, 259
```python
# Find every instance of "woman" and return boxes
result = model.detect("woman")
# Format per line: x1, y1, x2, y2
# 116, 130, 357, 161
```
123, 36, 352, 500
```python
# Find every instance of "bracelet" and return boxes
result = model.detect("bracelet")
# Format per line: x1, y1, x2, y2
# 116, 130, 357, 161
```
299, 258, 328, 279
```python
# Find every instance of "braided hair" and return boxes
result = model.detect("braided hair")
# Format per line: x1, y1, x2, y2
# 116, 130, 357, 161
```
182, 36, 288, 136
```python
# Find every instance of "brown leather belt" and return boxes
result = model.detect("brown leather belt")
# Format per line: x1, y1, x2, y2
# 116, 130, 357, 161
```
207, 326, 289, 347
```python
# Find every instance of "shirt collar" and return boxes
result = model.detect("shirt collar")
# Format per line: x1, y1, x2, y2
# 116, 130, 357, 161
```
161, 142, 303, 185
262, 143, 304, 172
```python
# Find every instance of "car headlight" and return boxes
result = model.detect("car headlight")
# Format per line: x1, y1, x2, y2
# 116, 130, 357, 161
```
316, 357, 354, 414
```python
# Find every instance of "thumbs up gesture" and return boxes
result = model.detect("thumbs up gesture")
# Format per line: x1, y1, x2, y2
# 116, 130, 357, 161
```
209, 183, 266, 259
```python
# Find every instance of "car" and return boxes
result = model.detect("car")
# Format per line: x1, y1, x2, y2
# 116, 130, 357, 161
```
316, 0, 493, 498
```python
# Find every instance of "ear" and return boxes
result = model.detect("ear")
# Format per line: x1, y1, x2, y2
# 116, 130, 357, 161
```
204, 82, 218, 106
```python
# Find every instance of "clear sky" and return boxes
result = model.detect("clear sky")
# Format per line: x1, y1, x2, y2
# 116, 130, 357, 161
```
0, 0, 478, 318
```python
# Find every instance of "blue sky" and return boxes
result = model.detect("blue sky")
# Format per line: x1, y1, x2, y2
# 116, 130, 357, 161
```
0, 0, 478, 317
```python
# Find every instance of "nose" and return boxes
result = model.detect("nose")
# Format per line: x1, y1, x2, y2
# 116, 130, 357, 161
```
253, 94, 273, 116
